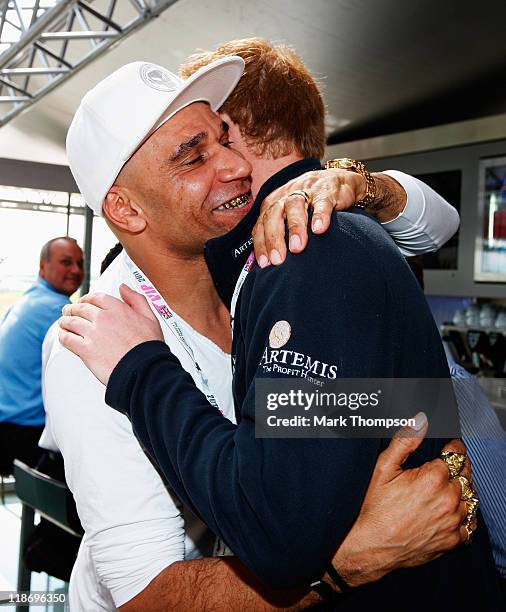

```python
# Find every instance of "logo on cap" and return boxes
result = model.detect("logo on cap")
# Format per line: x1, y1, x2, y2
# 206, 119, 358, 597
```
139, 63, 179, 92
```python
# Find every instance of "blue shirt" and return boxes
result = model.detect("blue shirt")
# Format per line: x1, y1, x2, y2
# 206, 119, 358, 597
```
0, 277, 70, 426
451, 363, 506, 579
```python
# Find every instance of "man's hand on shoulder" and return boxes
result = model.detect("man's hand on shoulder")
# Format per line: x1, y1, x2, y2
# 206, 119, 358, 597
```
252, 169, 406, 266
59, 284, 163, 385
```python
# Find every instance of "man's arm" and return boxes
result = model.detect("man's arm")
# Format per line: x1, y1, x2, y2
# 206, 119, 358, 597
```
44, 336, 188, 608
45, 326, 323, 609
117, 415, 470, 612
121, 558, 322, 611
252, 168, 459, 263
59, 283, 470, 595
98, 217, 454, 588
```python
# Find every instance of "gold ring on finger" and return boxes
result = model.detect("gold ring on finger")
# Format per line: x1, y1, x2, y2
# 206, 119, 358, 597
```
287, 190, 312, 207
463, 498, 479, 545
440, 450, 467, 478
456, 475, 477, 501
464, 522, 475, 545
465, 497, 479, 526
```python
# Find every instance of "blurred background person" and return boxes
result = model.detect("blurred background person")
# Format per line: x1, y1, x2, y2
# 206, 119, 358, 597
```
0, 237, 83, 474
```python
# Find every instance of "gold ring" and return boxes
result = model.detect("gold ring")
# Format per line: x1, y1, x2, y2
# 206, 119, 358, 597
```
464, 522, 475, 545
440, 450, 467, 478
463, 497, 479, 545
287, 190, 312, 206
456, 475, 477, 501
465, 497, 479, 525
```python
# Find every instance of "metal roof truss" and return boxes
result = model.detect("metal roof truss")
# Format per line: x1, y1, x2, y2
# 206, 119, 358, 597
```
0, 0, 176, 126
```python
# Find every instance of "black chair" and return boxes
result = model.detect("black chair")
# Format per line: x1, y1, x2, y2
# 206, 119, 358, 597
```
0, 454, 13, 505
0, 470, 11, 505
13, 460, 83, 610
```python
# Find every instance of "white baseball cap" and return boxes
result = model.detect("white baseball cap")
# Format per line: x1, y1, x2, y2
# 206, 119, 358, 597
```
66, 56, 245, 215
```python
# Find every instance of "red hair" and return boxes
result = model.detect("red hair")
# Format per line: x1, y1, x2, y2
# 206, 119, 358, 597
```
180, 38, 325, 159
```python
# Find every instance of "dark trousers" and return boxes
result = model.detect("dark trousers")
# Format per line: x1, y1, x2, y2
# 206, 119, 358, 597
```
0, 421, 44, 474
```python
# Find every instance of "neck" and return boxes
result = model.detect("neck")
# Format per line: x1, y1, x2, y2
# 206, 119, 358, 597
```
250, 151, 304, 198
124, 243, 232, 353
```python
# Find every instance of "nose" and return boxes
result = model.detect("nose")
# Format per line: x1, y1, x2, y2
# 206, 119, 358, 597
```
216, 145, 252, 184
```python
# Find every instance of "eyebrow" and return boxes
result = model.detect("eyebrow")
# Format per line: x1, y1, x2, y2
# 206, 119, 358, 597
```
169, 121, 229, 163
170, 131, 207, 162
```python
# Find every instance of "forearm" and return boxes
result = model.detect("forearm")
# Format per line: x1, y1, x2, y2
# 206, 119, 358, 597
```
331, 518, 391, 588
120, 558, 321, 612
107, 341, 376, 588
367, 173, 407, 223
379, 170, 460, 255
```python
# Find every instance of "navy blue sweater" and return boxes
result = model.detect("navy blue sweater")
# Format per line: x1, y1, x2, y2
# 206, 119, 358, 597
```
107, 159, 501, 609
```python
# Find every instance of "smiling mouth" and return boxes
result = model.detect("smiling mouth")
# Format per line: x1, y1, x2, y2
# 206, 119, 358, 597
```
216, 193, 251, 211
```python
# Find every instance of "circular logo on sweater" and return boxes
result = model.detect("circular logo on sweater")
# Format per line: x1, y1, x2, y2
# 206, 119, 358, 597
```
269, 320, 291, 349
139, 63, 179, 92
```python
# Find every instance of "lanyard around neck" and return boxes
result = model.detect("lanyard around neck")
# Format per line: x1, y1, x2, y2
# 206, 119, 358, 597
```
230, 251, 255, 333
124, 255, 219, 410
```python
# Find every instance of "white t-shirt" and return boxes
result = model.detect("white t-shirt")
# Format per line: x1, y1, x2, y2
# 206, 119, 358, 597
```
43, 251, 236, 610
41, 170, 459, 610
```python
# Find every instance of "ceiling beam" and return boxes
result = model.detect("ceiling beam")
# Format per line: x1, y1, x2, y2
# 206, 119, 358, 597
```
0, 0, 179, 126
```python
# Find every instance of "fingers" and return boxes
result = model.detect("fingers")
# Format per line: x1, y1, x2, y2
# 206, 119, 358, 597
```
79, 291, 122, 310
457, 499, 469, 524
58, 327, 86, 356
459, 524, 470, 545
375, 412, 428, 478
62, 301, 99, 322
310, 194, 333, 234
253, 194, 310, 266
119, 284, 155, 319
284, 195, 309, 253
59, 314, 92, 339
310, 181, 358, 234
459, 457, 473, 483
252, 219, 269, 268
258, 200, 287, 265
441, 438, 466, 456
439, 438, 473, 483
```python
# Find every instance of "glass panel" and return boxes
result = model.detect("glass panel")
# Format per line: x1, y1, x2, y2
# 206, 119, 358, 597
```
0, 185, 87, 316
0, 208, 68, 317
474, 156, 506, 282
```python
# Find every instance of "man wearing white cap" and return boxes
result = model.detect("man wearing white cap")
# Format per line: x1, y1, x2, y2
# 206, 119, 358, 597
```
48, 53, 475, 610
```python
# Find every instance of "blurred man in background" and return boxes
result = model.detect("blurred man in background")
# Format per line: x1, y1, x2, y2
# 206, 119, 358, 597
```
0, 237, 83, 474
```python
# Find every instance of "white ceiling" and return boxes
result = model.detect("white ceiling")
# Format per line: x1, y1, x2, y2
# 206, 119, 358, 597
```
0, 0, 505, 165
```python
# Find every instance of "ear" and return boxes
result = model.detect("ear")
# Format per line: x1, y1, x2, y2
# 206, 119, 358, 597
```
103, 186, 147, 234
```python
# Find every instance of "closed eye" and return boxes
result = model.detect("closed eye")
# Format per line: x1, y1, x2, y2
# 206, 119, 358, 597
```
185, 155, 204, 166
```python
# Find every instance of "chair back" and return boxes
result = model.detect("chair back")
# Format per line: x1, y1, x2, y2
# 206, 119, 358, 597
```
13, 460, 83, 537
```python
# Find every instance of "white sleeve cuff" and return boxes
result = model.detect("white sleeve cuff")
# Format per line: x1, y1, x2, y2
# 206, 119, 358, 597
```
379, 170, 460, 257
89, 519, 185, 608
